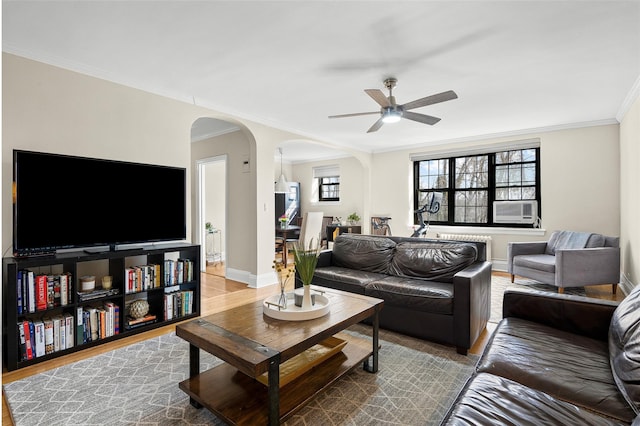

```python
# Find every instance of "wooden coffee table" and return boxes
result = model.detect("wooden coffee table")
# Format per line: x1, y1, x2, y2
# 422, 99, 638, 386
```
176, 286, 384, 425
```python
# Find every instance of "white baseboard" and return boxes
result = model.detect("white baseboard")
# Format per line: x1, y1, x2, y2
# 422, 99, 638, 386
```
492, 260, 508, 272
225, 267, 278, 288
620, 272, 635, 295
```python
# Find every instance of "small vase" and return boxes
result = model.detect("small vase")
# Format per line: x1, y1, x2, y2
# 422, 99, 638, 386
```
278, 286, 287, 310
302, 285, 312, 310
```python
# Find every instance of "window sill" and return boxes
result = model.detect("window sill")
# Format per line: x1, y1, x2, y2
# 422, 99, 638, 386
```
427, 225, 546, 237
312, 201, 341, 206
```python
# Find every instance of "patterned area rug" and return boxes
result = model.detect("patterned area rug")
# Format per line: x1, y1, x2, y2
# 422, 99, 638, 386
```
490, 274, 586, 323
3, 324, 477, 426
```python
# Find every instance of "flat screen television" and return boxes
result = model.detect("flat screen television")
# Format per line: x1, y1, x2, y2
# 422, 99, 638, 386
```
13, 150, 187, 256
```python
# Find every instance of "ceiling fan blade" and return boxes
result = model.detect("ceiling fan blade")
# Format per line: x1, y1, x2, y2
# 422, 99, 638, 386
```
403, 111, 441, 125
365, 89, 391, 107
328, 111, 380, 119
367, 117, 385, 133
401, 90, 458, 111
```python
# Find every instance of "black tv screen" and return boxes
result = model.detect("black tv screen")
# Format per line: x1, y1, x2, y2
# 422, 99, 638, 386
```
13, 150, 187, 256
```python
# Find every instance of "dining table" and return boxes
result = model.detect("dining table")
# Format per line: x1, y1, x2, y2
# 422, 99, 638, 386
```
275, 224, 300, 266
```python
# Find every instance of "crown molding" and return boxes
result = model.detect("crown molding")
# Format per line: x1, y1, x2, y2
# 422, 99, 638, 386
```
616, 74, 640, 122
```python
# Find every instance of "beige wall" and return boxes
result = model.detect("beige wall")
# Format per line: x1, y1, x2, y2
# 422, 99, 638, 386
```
293, 124, 621, 270
2, 53, 202, 252
620, 95, 640, 289
2, 53, 310, 288
292, 156, 365, 224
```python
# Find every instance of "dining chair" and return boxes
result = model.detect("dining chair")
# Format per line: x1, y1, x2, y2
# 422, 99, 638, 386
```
295, 211, 324, 250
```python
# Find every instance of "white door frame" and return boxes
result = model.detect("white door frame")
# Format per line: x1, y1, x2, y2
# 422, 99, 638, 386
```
196, 155, 227, 271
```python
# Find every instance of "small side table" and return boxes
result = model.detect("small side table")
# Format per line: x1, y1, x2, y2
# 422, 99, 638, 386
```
206, 229, 222, 265
326, 225, 362, 243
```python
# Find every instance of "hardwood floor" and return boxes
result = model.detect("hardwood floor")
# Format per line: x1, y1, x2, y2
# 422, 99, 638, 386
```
2, 267, 624, 425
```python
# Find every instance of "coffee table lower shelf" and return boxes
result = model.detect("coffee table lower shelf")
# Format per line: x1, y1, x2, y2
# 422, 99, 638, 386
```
178, 333, 371, 425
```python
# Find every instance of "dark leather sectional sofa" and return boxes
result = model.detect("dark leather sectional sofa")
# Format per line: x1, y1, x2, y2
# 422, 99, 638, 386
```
441, 286, 640, 425
295, 233, 492, 355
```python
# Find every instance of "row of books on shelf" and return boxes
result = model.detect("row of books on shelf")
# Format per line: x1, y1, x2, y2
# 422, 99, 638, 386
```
124, 258, 194, 293
17, 270, 73, 314
125, 264, 161, 293
164, 259, 195, 286
164, 290, 194, 321
78, 302, 120, 344
17, 313, 74, 362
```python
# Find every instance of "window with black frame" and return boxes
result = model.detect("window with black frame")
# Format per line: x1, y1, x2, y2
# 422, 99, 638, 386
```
414, 146, 540, 227
319, 176, 340, 202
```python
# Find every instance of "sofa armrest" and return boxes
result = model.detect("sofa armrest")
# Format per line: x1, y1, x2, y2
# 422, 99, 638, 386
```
453, 261, 493, 352
503, 287, 618, 341
507, 241, 547, 273
316, 249, 333, 268
555, 247, 620, 286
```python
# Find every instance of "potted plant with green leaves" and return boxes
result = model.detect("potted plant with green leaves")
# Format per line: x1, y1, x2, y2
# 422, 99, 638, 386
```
347, 212, 361, 225
293, 237, 321, 309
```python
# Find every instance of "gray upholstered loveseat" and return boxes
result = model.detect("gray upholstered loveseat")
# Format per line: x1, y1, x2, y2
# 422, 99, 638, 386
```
295, 234, 492, 355
441, 285, 640, 425
508, 230, 620, 293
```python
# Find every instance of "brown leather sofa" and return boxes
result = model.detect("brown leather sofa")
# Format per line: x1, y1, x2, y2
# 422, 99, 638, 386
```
295, 234, 492, 355
441, 286, 640, 425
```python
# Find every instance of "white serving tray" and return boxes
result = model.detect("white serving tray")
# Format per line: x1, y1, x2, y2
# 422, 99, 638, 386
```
263, 291, 330, 321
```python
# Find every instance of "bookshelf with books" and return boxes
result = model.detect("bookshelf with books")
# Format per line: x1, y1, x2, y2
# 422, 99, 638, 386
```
3, 243, 200, 371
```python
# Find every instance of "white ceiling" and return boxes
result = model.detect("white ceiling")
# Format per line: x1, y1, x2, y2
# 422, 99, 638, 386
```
3, 1, 639, 163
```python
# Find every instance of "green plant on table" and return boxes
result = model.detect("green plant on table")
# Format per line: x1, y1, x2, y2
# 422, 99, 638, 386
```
293, 237, 321, 286
347, 212, 361, 223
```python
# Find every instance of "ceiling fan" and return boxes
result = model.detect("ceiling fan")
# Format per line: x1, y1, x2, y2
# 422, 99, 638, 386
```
328, 78, 458, 133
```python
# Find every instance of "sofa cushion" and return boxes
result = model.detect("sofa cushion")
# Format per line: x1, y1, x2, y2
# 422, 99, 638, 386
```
441, 372, 627, 426
609, 283, 640, 416
512, 254, 556, 273
545, 230, 593, 255
388, 242, 477, 283
586, 233, 606, 248
477, 317, 635, 423
365, 276, 453, 315
312, 266, 386, 295
331, 234, 396, 273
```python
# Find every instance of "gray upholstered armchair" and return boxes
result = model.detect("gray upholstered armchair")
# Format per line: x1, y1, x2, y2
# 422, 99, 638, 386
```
507, 230, 620, 294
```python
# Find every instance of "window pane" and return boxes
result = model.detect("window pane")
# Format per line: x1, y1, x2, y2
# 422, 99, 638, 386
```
495, 151, 510, 164
522, 149, 536, 162
478, 191, 488, 206
522, 187, 536, 199
417, 190, 448, 222
509, 187, 521, 199
508, 165, 522, 185
454, 190, 488, 223
523, 164, 536, 185
496, 188, 508, 200
455, 155, 488, 189
418, 159, 449, 190
496, 165, 508, 186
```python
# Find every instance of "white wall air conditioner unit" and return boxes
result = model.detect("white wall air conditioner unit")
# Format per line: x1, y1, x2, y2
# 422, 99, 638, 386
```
493, 200, 538, 224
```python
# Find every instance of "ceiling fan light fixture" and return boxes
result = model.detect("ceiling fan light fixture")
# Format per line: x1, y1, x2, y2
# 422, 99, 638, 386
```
382, 109, 402, 124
